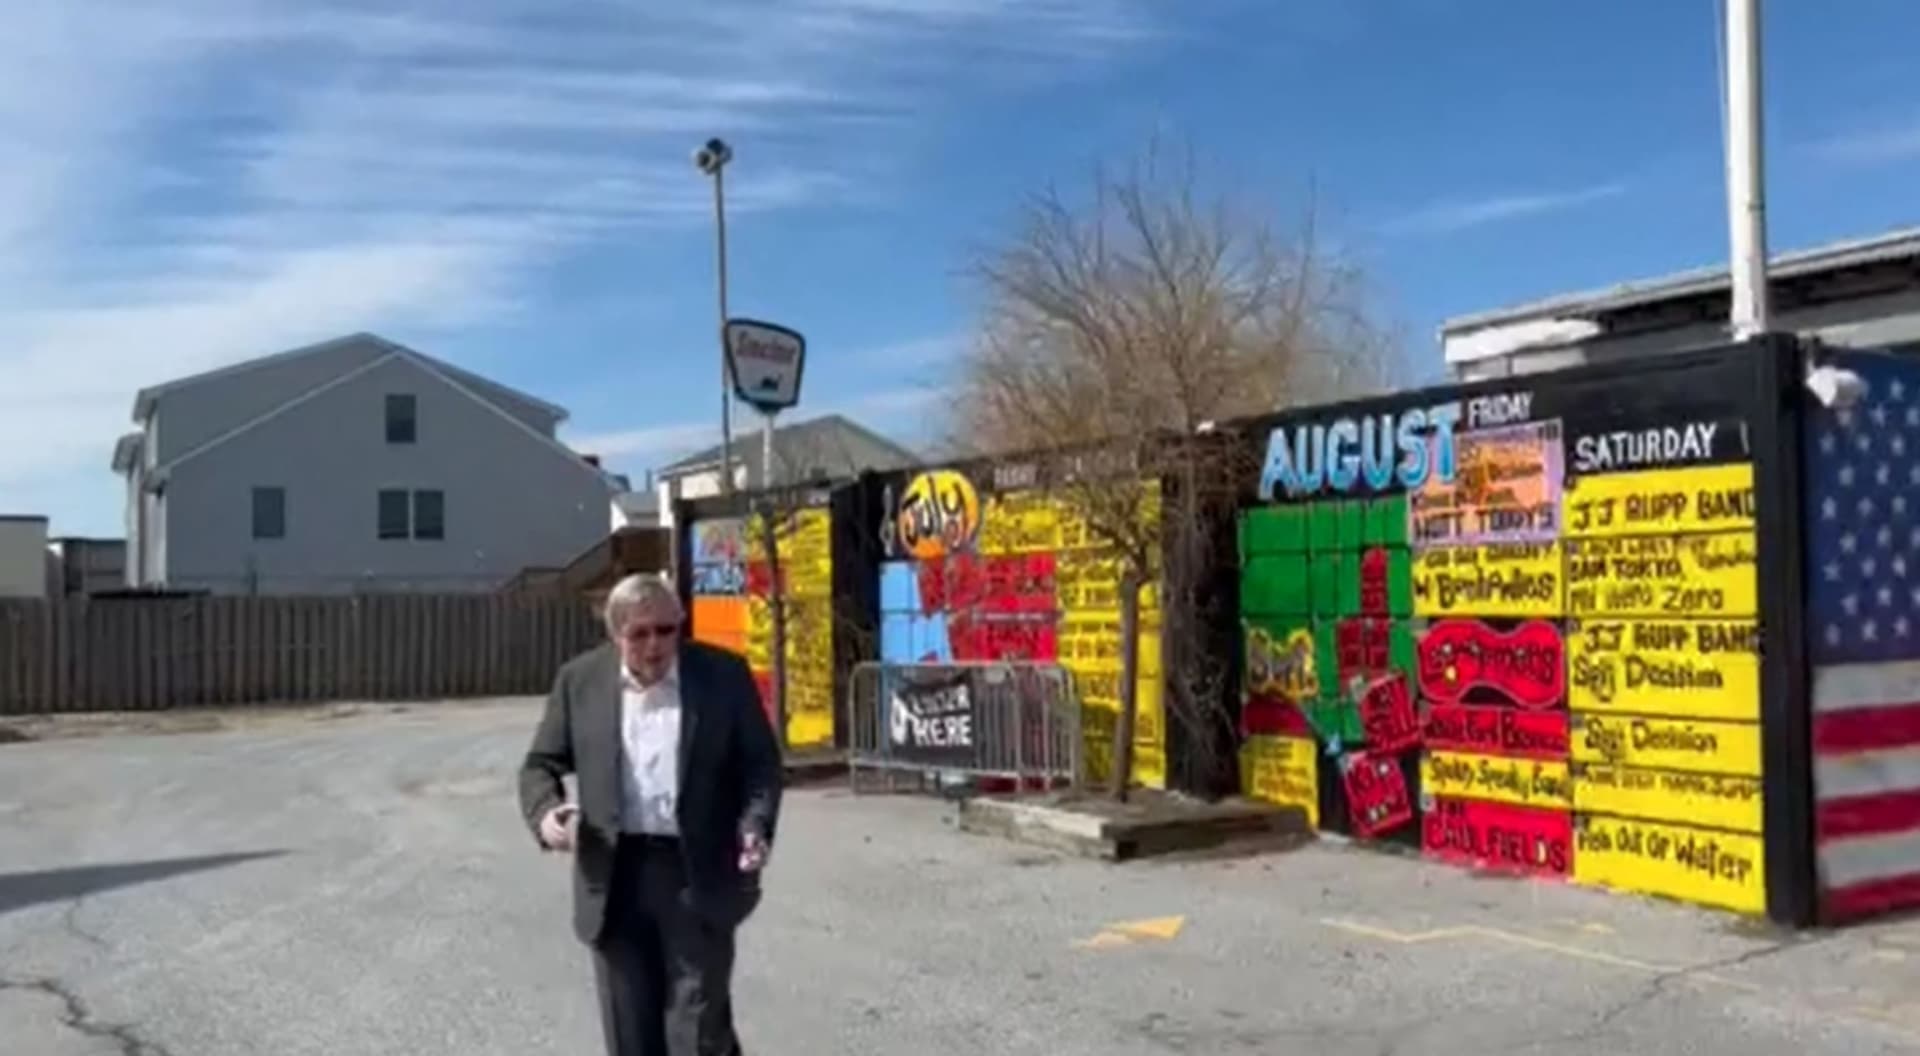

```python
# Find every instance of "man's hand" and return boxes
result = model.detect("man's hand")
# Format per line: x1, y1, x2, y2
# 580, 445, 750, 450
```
539, 803, 580, 853
738, 831, 770, 873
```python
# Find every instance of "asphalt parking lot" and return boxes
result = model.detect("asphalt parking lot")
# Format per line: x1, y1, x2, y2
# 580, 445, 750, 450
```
7, 699, 1920, 1054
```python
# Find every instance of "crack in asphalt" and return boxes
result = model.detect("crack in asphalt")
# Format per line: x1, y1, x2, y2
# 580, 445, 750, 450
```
1500, 936, 1822, 1053
0, 975, 175, 1056
62, 895, 110, 952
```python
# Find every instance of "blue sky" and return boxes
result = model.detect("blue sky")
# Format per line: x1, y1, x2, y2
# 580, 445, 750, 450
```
5, 0, 1920, 537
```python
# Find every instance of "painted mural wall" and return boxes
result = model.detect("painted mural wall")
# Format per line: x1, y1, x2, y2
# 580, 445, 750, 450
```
687, 506, 837, 750
877, 467, 1167, 788
1239, 380, 1767, 914
1804, 350, 1920, 922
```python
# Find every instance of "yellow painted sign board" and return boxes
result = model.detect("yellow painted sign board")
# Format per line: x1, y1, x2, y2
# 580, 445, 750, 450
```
1561, 462, 1755, 537
977, 490, 1062, 554
1412, 541, 1564, 617
1571, 763, 1764, 834
1420, 749, 1573, 810
1564, 531, 1758, 618
1570, 713, 1761, 776
1239, 735, 1319, 829
1573, 815, 1766, 915
1566, 620, 1761, 721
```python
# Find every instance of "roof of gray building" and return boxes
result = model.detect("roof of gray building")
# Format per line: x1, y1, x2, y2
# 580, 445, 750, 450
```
130, 332, 568, 424
1442, 226, 1920, 337
657, 413, 919, 484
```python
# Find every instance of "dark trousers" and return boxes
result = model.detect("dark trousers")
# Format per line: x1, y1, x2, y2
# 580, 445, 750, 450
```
592, 835, 741, 1056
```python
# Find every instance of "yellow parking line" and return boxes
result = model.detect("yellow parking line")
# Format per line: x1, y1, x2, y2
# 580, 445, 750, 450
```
1322, 917, 1682, 975
1321, 916, 1920, 1039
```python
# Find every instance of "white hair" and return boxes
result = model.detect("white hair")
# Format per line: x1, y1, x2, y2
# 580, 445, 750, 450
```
603, 573, 683, 632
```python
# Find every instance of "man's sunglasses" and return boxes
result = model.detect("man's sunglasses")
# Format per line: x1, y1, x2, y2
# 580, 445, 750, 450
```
620, 622, 681, 642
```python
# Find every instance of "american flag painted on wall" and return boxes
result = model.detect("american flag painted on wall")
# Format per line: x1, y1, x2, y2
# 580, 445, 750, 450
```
1805, 349, 1920, 920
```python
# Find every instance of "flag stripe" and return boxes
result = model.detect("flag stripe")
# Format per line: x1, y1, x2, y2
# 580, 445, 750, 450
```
1813, 660, 1920, 713
1817, 827, 1920, 889
1812, 699, 1920, 755
1814, 746, 1920, 801
1816, 787, 1920, 843
1823, 871, 1920, 923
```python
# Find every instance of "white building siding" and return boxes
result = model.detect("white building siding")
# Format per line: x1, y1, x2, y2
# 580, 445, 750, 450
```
0, 517, 49, 598
156, 355, 611, 594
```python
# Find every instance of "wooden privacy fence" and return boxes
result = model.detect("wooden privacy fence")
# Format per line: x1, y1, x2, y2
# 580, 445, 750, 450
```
0, 593, 602, 716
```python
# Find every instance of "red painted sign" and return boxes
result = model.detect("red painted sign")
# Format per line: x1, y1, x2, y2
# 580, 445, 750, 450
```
1341, 751, 1413, 838
1243, 694, 1312, 738
1358, 674, 1420, 755
1359, 547, 1389, 616
917, 553, 1056, 616
910, 551, 1061, 662
1421, 704, 1568, 761
1421, 798, 1572, 878
1337, 618, 1391, 688
946, 613, 1057, 662
1416, 619, 1565, 709
744, 560, 783, 598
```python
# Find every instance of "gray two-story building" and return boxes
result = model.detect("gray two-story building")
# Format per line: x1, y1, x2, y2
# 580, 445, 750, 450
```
112, 332, 620, 594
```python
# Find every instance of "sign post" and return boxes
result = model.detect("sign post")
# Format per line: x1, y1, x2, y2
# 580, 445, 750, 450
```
723, 318, 807, 480
723, 318, 807, 742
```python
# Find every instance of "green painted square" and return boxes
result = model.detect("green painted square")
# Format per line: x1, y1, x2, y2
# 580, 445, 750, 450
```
1361, 498, 1389, 546
1308, 699, 1363, 747
1243, 613, 1308, 648
1386, 549, 1414, 617
1308, 501, 1342, 553
1243, 554, 1310, 616
1336, 501, 1366, 551
1312, 620, 1341, 701
1372, 494, 1411, 548
1309, 555, 1343, 616
1389, 622, 1416, 680
1242, 506, 1308, 556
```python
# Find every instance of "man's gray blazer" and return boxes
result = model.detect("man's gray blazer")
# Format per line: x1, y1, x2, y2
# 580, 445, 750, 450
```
518, 639, 784, 945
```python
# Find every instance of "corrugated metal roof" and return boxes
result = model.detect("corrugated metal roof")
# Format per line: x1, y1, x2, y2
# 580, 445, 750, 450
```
1441, 226, 1920, 337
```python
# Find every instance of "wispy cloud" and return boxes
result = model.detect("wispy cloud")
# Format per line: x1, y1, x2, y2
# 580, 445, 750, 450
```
568, 383, 944, 468
1380, 182, 1628, 236
0, 0, 1158, 527
1811, 117, 1920, 166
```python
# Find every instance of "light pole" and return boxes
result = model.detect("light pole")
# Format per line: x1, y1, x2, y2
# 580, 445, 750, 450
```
695, 137, 736, 495
1724, 0, 1769, 339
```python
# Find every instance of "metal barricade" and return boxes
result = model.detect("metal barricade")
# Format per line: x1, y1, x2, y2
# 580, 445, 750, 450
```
845, 661, 1081, 795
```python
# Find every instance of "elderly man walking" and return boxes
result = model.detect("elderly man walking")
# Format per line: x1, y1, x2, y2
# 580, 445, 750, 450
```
519, 573, 783, 1056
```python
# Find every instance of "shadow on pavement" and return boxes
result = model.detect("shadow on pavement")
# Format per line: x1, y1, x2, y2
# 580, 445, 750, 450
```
0, 850, 289, 917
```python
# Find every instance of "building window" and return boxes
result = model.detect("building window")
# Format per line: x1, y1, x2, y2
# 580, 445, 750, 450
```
413, 489, 445, 540
378, 488, 446, 540
385, 393, 417, 444
251, 486, 286, 540
378, 489, 410, 539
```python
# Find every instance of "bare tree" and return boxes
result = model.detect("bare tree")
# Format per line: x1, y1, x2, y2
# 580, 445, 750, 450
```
949, 141, 1401, 799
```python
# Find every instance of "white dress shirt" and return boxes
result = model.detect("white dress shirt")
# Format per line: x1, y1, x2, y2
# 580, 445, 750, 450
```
619, 661, 682, 837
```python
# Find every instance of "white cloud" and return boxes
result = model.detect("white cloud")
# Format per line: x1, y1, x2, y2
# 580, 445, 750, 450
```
1380, 182, 1628, 236
0, 0, 1158, 532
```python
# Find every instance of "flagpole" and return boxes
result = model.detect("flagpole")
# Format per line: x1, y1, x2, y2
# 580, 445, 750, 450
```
1725, 0, 1770, 340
